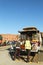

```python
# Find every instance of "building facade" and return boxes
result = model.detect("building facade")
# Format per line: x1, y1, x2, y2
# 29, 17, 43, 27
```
0, 34, 18, 43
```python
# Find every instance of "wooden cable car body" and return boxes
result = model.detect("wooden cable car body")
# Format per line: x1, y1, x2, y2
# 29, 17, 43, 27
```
18, 27, 42, 52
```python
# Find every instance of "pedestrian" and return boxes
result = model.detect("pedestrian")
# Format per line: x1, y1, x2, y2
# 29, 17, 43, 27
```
25, 37, 31, 62
16, 40, 21, 59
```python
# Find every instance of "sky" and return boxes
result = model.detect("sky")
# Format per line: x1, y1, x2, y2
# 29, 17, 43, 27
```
0, 0, 43, 34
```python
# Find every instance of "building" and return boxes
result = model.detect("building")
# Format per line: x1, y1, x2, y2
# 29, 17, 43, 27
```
41, 32, 43, 45
0, 34, 18, 43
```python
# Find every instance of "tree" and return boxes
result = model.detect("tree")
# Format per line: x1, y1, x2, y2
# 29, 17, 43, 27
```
0, 35, 3, 44
0, 35, 3, 40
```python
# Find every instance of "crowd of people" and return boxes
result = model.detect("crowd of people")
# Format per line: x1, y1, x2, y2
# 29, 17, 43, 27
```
10, 37, 41, 62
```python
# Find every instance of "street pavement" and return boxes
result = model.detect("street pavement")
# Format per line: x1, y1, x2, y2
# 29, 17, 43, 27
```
0, 46, 43, 65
